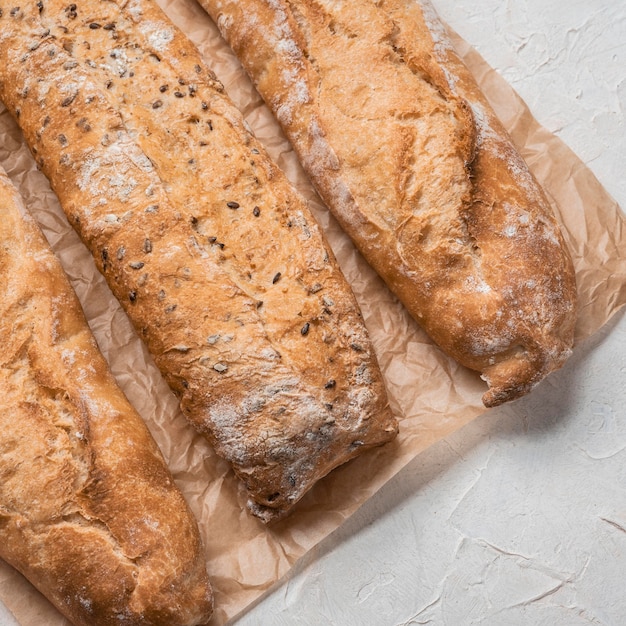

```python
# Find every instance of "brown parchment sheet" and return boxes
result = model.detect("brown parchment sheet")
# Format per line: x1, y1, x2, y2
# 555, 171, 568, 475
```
0, 0, 625, 624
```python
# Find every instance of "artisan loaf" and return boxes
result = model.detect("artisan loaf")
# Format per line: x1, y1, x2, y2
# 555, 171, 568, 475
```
0, 0, 397, 522
0, 166, 213, 626
198, 0, 578, 407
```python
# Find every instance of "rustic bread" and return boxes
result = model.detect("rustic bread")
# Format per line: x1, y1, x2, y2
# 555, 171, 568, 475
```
0, 0, 397, 522
0, 166, 213, 625
197, 0, 578, 407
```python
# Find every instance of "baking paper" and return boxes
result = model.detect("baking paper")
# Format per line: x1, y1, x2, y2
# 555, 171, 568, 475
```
0, 0, 624, 623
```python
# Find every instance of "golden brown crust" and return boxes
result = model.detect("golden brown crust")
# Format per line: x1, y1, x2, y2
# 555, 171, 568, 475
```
198, 0, 578, 406
0, 167, 213, 625
0, 0, 397, 521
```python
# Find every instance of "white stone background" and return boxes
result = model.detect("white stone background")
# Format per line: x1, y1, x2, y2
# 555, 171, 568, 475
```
1, 0, 624, 624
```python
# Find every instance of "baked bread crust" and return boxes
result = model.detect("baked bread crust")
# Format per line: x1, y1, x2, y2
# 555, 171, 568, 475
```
198, 0, 578, 407
0, 167, 213, 625
0, 0, 397, 521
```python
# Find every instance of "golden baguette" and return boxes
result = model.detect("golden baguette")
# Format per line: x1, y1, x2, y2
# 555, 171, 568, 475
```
0, 166, 213, 626
0, 0, 397, 522
197, 0, 578, 407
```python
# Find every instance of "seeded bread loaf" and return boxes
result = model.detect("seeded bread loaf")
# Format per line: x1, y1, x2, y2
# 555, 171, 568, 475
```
0, 166, 213, 625
0, 0, 397, 522
198, 0, 578, 407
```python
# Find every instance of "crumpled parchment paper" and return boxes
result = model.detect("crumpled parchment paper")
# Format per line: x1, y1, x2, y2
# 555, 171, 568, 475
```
0, 0, 624, 623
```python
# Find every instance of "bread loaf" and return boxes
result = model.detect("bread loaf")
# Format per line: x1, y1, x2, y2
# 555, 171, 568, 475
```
0, 166, 213, 625
197, 0, 578, 407
0, 0, 397, 522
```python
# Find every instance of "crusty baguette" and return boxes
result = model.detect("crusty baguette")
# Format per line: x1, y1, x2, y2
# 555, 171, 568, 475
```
0, 166, 213, 625
197, 0, 578, 407
0, 0, 397, 521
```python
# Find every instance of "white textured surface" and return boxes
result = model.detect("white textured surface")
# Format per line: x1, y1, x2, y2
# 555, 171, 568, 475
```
0, 0, 624, 624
